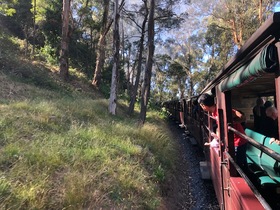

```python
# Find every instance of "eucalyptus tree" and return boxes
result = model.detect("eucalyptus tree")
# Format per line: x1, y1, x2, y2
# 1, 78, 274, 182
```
139, 0, 155, 125
124, 0, 149, 116
151, 53, 194, 102
209, 0, 276, 49
154, 0, 215, 97
31, 0, 36, 55
152, 54, 173, 103
157, 30, 204, 99
138, 0, 188, 124
194, 0, 277, 91
201, 23, 233, 84
92, 0, 110, 88
123, 0, 188, 116
169, 0, 277, 94
176, 35, 204, 98
60, 0, 71, 80
108, 0, 120, 115
59, 0, 97, 80
169, 61, 187, 98
154, 43, 188, 100
91, 0, 125, 88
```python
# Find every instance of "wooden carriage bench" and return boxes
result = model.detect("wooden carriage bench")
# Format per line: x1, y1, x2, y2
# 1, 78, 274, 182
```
245, 128, 280, 193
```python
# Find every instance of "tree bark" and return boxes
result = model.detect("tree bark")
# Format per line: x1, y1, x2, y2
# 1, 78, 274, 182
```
32, 0, 36, 56
139, 0, 155, 125
126, 44, 132, 96
128, 0, 148, 115
108, 0, 120, 115
59, 0, 71, 81
92, 0, 110, 88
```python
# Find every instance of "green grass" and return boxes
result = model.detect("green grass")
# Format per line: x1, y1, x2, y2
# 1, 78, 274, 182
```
0, 19, 178, 209
0, 97, 177, 209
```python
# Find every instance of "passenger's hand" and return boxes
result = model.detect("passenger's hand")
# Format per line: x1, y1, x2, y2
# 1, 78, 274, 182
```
233, 109, 246, 123
271, 139, 280, 145
269, 138, 276, 144
204, 142, 211, 146
235, 110, 243, 118
179, 124, 186, 128
211, 132, 218, 139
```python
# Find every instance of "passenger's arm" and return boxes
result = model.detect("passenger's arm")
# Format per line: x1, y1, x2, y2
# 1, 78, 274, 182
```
269, 138, 280, 145
232, 109, 246, 123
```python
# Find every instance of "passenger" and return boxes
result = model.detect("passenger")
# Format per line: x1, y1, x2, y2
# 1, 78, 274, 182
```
253, 97, 264, 132
260, 101, 275, 137
204, 138, 219, 148
265, 106, 279, 141
204, 124, 219, 148
198, 93, 248, 170
266, 106, 278, 120
192, 99, 199, 120
263, 100, 273, 113
237, 109, 246, 129
179, 98, 186, 128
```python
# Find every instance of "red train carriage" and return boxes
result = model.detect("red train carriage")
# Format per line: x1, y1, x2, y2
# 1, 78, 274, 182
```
164, 12, 280, 210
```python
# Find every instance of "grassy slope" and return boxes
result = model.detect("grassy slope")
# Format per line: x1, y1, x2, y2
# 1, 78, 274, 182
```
0, 20, 178, 209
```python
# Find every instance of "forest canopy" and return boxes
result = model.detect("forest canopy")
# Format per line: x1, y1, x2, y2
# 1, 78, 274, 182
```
0, 0, 278, 120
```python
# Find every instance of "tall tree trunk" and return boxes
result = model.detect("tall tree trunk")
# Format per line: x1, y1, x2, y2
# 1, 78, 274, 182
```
32, 0, 36, 56
189, 76, 193, 97
128, 0, 148, 115
24, 25, 29, 56
126, 44, 132, 96
231, 17, 242, 49
92, 0, 110, 88
59, 0, 71, 81
108, 0, 120, 115
139, 0, 155, 125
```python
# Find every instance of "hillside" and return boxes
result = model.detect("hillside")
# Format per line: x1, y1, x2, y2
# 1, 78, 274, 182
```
0, 19, 180, 209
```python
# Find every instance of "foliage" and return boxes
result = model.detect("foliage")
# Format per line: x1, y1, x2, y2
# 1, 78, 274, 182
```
39, 41, 58, 64
0, 0, 33, 39
1, 0, 279, 110
0, 0, 18, 16
40, 0, 62, 57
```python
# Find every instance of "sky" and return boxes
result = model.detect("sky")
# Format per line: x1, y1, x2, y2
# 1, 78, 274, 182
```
274, 2, 280, 12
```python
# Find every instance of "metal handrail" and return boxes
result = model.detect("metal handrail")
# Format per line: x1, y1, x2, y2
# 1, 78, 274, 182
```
228, 126, 280, 162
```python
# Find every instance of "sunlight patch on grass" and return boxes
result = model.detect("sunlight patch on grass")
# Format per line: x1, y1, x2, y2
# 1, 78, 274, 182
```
69, 67, 88, 80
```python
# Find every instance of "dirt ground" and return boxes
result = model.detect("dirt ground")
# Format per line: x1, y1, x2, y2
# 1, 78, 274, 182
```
160, 120, 220, 210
